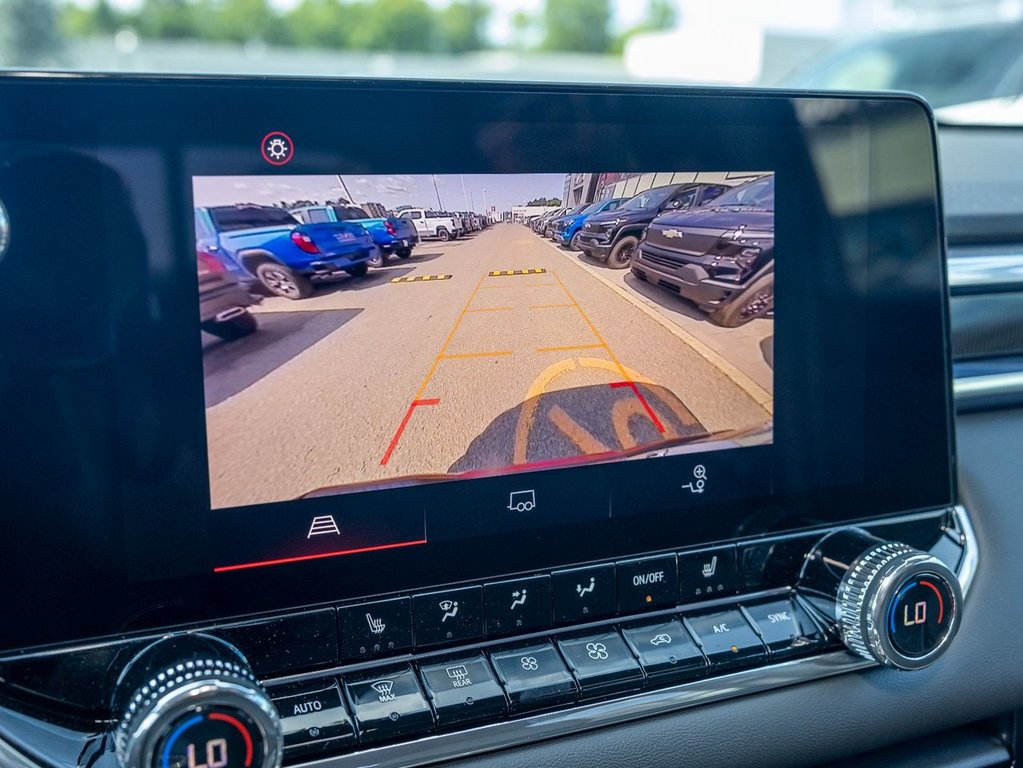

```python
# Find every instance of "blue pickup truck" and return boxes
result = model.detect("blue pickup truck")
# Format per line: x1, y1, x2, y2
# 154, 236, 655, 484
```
194, 205, 377, 299
290, 204, 419, 267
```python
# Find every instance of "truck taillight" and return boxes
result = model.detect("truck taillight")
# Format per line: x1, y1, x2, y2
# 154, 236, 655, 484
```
290, 230, 321, 254
197, 250, 226, 275
385, 220, 397, 236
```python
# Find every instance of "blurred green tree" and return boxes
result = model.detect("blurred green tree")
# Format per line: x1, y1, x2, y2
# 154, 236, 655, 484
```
62, 0, 123, 37
347, 0, 439, 52
203, 0, 279, 43
612, 0, 677, 52
439, 0, 490, 53
134, 0, 199, 39
542, 0, 611, 53
282, 0, 350, 49
0, 0, 63, 65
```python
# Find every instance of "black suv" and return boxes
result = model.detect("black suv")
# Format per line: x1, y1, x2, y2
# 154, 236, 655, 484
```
575, 183, 727, 268
632, 174, 774, 327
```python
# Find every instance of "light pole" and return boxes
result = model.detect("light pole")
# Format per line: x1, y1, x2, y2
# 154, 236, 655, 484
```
432, 175, 443, 209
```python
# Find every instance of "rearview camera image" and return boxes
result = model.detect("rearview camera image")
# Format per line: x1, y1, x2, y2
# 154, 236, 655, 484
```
194, 172, 775, 510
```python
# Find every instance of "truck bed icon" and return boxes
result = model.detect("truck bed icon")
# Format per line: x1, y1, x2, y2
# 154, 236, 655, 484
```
507, 490, 536, 512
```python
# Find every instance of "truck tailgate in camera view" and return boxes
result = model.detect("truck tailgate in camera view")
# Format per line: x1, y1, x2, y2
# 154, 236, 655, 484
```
193, 172, 774, 510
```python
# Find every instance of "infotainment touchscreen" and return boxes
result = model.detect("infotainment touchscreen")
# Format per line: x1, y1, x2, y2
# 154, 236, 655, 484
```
193, 172, 774, 511
0, 76, 953, 652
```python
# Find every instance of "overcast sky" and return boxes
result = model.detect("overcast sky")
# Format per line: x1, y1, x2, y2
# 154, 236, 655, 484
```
192, 173, 566, 213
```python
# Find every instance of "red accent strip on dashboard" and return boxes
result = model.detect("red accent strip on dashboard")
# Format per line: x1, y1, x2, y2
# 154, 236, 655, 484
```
213, 537, 428, 573
208, 712, 254, 766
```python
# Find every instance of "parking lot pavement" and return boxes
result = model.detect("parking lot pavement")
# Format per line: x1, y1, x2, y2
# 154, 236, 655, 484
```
544, 241, 775, 394
203, 224, 773, 509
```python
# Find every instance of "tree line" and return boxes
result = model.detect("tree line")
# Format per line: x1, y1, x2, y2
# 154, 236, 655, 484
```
15, 0, 678, 59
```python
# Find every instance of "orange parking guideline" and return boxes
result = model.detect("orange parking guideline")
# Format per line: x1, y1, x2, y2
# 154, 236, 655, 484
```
549, 271, 630, 382
466, 306, 513, 313
535, 344, 604, 353
440, 350, 514, 359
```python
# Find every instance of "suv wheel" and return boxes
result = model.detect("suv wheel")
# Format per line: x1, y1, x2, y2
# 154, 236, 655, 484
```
568, 232, 582, 250
346, 262, 369, 278
255, 262, 313, 299
201, 311, 258, 341
437, 227, 451, 241
607, 235, 639, 269
709, 273, 774, 327
367, 249, 385, 268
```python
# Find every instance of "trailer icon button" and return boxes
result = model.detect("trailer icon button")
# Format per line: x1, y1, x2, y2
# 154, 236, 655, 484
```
507, 489, 536, 512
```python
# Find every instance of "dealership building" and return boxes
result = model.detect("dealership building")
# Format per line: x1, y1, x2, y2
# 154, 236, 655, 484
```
562, 171, 766, 208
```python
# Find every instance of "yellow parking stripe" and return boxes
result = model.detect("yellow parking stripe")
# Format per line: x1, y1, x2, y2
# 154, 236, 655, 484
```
488, 268, 547, 276
439, 351, 514, 359
535, 343, 605, 353
391, 274, 452, 283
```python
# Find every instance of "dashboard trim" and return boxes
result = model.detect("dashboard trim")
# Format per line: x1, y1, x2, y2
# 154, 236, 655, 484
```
0, 506, 977, 768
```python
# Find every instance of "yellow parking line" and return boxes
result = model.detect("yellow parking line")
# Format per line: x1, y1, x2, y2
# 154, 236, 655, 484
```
440, 350, 514, 359
549, 271, 630, 381
391, 274, 452, 283
535, 343, 605, 353
466, 306, 513, 313
489, 268, 547, 276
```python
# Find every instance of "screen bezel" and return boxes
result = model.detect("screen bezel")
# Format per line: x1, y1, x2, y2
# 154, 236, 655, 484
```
0, 75, 955, 653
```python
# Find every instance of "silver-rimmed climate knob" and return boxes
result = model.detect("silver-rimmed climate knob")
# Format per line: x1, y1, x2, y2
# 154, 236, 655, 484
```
799, 528, 962, 670
114, 635, 282, 768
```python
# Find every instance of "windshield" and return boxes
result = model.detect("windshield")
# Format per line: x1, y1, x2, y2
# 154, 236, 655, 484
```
620, 186, 674, 211
208, 205, 297, 231
3, 2, 1022, 119
709, 177, 774, 210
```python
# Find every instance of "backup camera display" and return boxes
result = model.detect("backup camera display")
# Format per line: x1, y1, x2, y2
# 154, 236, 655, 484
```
193, 172, 775, 510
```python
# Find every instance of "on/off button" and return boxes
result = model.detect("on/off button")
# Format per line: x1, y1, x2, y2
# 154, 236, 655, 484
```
617, 555, 678, 612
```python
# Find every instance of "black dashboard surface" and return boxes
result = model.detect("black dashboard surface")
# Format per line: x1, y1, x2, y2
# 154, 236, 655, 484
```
427, 408, 1022, 768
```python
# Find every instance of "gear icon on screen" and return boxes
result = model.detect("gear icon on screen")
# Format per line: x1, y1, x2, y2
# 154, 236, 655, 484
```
266, 138, 288, 160
260, 131, 294, 165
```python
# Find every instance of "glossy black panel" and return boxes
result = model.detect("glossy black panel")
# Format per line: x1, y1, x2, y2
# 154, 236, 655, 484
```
0, 76, 952, 652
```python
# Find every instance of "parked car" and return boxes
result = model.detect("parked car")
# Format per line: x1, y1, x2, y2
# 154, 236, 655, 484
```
194, 204, 376, 299
551, 197, 628, 250
197, 248, 260, 340
544, 204, 586, 238
631, 174, 774, 327
532, 207, 566, 233
290, 203, 419, 267
397, 208, 463, 241
576, 183, 728, 269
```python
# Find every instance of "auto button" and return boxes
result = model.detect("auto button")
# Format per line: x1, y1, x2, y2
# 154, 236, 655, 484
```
270, 680, 356, 758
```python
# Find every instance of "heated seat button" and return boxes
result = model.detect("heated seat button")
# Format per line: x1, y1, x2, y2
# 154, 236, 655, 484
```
344, 665, 434, 745
685, 609, 766, 667
621, 619, 707, 681
617, 555, 678, 613
743, 599, 825, 659
419, 654, 508, 728
485, 575, 552, 637
551, 564, 616, 624
490, 642, 578, 713
413, 586, 484, 648
339, 597, 413, 660
270, 680, 356, 757
678, 546, 738, 601
556, 631, 644, 697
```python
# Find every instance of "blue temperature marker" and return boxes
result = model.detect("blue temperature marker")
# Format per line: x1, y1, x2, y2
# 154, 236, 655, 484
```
161, 714, 204, 768
889, 580, 919, 634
